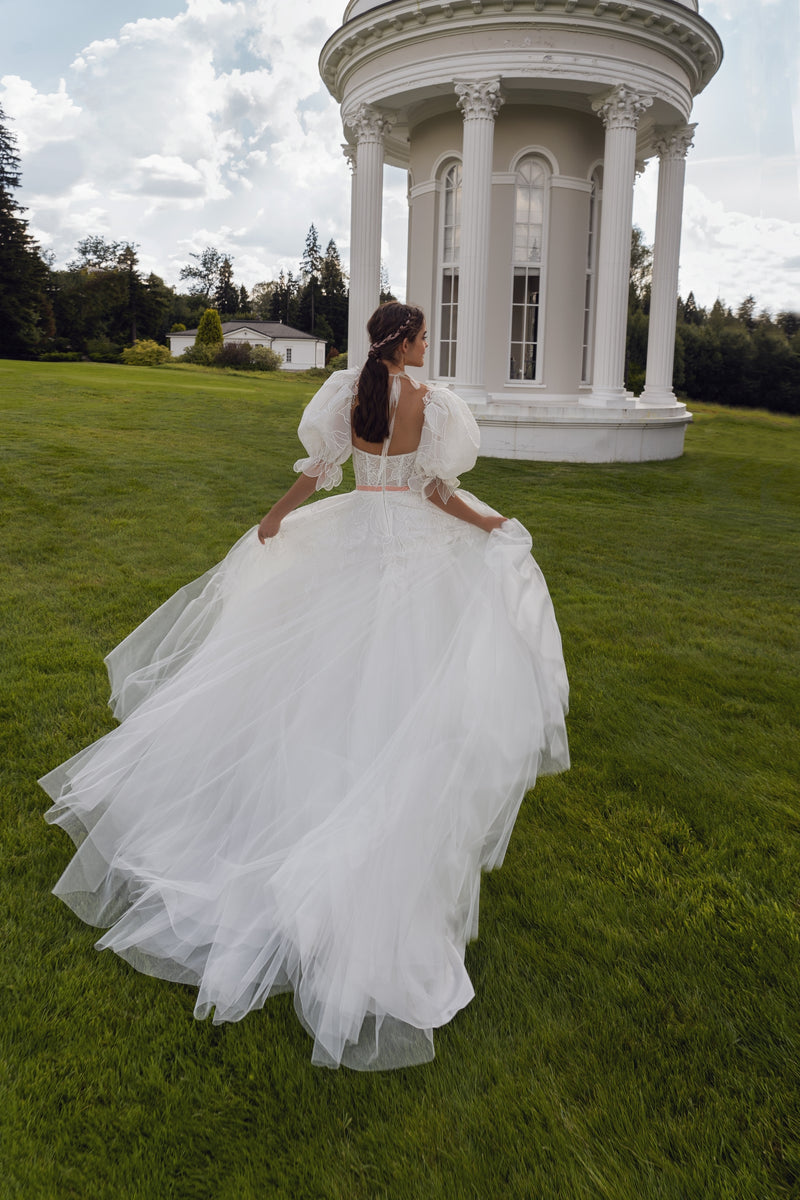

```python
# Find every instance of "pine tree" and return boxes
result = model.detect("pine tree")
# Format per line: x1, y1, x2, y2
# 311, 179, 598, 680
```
212, 257, 238, 315
299, 225, 323, 332
320, 239, 348, 350
0, 103, 50, 358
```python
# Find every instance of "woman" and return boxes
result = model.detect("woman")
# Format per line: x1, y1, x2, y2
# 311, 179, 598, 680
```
41, 301, 569, 1071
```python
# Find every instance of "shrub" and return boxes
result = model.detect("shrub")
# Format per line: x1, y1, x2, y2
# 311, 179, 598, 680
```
250, 345, 283, 372
196, 308, 224, 346
121, 339, 173, 366
327, 352, 348, 372
214, 342, 254, 369
170, 322, 187, 332
38, 351, 82, 362
179, 343, 218, 365
87, 336, 123, 363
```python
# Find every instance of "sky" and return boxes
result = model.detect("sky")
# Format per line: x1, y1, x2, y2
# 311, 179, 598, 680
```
2, 0, 799, 314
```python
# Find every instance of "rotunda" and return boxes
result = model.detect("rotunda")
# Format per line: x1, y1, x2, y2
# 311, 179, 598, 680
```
320, 0, 722, 462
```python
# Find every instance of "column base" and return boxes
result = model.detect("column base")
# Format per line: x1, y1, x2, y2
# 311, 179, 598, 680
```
639, 385, 681, 408
582, 386, 629, 408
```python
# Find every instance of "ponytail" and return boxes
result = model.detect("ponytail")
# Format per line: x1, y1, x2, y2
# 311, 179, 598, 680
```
353, 301, 425, 443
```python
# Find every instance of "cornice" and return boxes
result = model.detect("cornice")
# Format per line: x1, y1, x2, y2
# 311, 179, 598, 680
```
320, 0, 723, 102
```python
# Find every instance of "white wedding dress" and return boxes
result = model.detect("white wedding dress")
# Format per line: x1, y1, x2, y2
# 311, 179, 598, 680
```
41, 369, 569, 1070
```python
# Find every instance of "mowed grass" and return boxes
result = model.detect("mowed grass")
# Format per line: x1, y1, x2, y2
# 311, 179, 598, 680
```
1, 360, 798, 1200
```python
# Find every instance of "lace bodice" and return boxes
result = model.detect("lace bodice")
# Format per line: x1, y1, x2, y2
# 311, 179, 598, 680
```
352, 446, 417, 489
294, 367, 480, 502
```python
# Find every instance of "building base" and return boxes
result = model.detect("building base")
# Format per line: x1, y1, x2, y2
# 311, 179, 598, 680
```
471, 395, 692, 463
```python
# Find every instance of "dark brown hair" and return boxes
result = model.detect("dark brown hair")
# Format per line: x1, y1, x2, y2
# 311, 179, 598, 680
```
353, 302, 425, 443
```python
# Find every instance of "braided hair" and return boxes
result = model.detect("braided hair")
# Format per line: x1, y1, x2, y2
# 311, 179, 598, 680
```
353, 302, 425, 443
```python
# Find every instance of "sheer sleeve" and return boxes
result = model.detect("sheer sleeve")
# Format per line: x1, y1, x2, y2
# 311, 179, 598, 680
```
293, 368, 358, 491
408, 385, 481, 503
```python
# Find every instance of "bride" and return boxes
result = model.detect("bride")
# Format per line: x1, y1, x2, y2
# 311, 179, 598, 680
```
41, 301, 569, 1071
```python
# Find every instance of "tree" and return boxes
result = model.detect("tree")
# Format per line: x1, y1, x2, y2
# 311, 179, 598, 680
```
250, 281, 275, 320
299, 224, 323, 332
213, 256, 238, 315
681, 291, 704, 326
0, 103, 51, 358
629, 225, 652, 313
379, 262, 395, 304
238, 284, 250, 313
52, 237, 171, 351
313, 313, 335, 349
180, 246, 225, 301
269, 270, 299, 327
320, 239, 349, 349
196, 308, 224, 346
736, 295, 757, 331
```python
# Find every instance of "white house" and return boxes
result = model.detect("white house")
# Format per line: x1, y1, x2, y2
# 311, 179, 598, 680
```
168, 322, 327, 370
320, 0, 723, 462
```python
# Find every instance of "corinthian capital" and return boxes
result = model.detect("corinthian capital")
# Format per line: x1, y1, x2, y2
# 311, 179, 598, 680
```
654, 123, 697, 161
592, 86, 653, 131
455, 79, 504, 121
342, 143, 357, 174
346, 104, 393, 145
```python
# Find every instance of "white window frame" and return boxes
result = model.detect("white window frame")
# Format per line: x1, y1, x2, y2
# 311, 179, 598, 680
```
434, 158, 462, 380
506, 153, 551, 385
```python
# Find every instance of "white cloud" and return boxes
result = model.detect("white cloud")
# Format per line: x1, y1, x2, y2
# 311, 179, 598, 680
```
634, 162, 800, 313
1, 0, 797, 310
0, 0, 361, 289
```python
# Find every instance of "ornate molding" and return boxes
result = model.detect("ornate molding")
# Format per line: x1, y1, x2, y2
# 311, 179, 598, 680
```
592, 85, 654, 131
342, 143, 357, 173
345, 103, 394, 144
322, 1, 722, 102
654, 122, 697, 160
455, 78, 504, 120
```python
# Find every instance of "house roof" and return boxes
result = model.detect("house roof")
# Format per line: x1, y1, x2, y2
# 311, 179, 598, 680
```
172, 321, 319, 340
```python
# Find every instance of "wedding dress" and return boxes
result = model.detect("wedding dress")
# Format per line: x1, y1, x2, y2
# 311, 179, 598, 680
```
40, 368, 569, 1070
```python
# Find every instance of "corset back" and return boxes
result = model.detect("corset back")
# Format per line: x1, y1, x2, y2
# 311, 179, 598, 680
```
352, 446, 417, 489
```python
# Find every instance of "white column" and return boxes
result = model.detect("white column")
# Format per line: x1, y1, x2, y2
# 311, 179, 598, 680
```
345, 105, 392, 366
586, 86, 653, 407
454, 79, 504, 400
641, 124, 696, 406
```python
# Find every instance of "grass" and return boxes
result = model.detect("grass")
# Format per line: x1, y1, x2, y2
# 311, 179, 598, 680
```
1, 361, 798, 1200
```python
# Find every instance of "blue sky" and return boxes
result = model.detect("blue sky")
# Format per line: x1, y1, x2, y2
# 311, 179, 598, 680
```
3, 0, 799, 313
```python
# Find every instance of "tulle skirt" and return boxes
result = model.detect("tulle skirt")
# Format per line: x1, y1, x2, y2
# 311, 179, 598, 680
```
41, 487, 569, 1070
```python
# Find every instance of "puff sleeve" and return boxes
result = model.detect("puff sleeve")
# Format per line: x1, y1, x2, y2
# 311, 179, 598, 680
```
408, 385, 481, 503
293, 368, 359, 491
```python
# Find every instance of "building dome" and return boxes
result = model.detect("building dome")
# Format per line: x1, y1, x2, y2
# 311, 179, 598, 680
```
322, 0, 722, 461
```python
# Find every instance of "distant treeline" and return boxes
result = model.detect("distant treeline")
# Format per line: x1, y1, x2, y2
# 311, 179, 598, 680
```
626, 229, 800, 415
1, 101, 797, 409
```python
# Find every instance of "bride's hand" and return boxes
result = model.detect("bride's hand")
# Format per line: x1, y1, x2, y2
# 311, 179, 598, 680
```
258, 510, 282, 543
481, 514, 507, 534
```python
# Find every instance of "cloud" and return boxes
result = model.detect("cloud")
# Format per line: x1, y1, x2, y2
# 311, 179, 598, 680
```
0, 0, 363, 288
2, 0, 797, 309
634, 162, 800, 313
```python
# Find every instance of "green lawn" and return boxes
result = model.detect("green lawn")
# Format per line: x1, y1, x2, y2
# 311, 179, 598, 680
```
2, 361, 798, 1200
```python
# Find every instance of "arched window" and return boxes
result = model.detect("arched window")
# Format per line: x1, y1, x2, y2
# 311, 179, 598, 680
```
581, 167, 602, 383
438, 161, 462, 378
509, 155, 549, 382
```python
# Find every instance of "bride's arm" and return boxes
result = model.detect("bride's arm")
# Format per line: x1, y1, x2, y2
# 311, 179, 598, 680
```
426, 488, 506, 534
258, 473, 319, 542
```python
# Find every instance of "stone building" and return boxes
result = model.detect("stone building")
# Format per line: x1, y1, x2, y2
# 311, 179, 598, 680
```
320, 0, 722, 461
